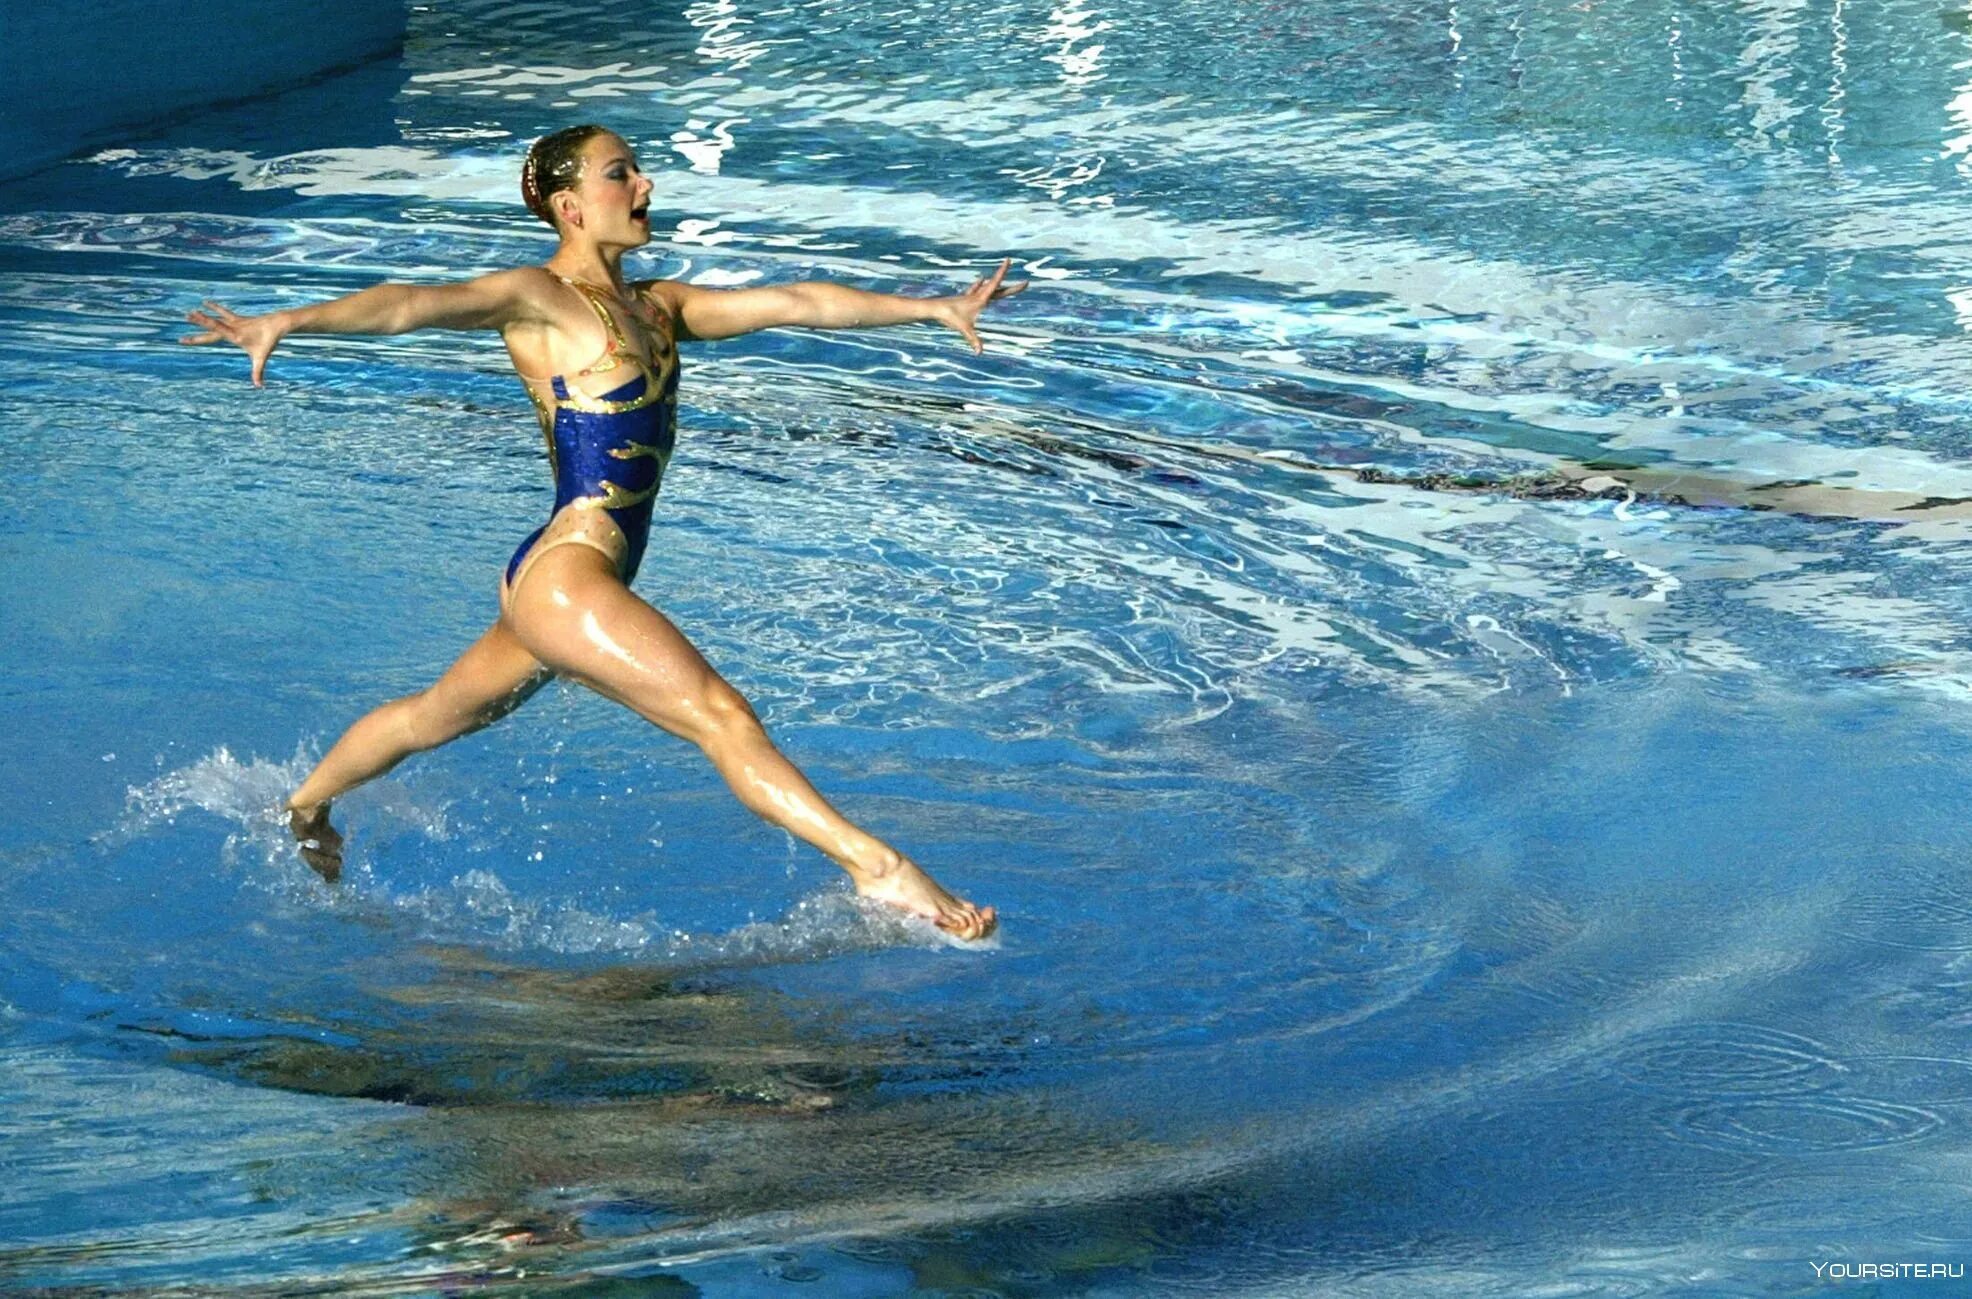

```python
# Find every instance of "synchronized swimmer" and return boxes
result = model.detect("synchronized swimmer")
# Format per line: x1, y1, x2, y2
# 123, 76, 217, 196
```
183, 124, 1018, 941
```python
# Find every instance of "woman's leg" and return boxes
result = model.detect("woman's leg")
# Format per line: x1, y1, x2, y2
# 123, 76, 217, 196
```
503, 547, 995, 939
285, 622, 551, 880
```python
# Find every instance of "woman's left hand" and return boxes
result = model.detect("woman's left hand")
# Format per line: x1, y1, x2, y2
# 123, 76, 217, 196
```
181, 300, 289, 387
940, 258, 1027, 354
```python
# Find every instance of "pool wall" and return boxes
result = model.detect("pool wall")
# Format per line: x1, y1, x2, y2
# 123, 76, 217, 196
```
1, 0, 406, 181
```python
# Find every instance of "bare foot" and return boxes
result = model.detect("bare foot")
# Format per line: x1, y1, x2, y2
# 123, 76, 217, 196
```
852, 855, 997, 941
286, 801, 344, 884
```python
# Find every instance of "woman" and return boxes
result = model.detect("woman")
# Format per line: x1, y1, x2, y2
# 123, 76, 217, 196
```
183, 124, 1016, 940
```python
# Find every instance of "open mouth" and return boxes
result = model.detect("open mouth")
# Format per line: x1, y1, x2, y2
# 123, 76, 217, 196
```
631, 204, 649, 223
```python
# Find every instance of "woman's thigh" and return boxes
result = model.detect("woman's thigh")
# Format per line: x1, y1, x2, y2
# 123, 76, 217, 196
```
500, 546, 740, 742
422, 620, 553, 732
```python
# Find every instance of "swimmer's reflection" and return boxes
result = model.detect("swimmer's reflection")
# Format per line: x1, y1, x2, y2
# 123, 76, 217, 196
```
167, 946, 900, 1108
162, 948, 1161, 1272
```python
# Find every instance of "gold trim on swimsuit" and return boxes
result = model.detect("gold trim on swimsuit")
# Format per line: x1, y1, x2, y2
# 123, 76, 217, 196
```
607, 440, 667, 462
563, 277, 675, 368
558, 382, 666, 415
543, 276, 677, 415
572, 478, 661, 512
500, 507, 634, 604
523, 383, 560, 474
565, 277, 630, 379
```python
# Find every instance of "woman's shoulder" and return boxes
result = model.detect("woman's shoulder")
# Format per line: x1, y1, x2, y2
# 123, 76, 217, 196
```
630, 275, 684, 303
477, 266, 592, 334
629, 277, 689, 327
483, 264, 567, 300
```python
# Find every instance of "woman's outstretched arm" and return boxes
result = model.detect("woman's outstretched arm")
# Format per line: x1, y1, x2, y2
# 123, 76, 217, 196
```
645, 257, 1026, 354
181, 268, 545, 386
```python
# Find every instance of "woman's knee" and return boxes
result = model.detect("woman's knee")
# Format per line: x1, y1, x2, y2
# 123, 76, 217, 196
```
397, 684, 495, 750
390, 690, 452, 751
687, 677, 764, 748
458, 671, 548, 736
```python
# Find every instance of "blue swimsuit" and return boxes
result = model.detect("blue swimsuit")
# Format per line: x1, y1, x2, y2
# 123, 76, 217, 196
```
506, 275, 679, 589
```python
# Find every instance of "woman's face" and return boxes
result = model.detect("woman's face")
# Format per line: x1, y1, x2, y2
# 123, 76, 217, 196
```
565, 132, 654, 248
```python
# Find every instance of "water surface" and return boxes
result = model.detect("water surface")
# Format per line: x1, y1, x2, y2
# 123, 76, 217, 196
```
7, 0, 1972, 1293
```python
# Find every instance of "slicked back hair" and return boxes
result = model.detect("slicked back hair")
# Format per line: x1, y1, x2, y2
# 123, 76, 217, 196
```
520, 124, 610, 227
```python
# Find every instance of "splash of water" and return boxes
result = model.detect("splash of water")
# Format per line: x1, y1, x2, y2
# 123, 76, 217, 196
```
101, 746, 977, 964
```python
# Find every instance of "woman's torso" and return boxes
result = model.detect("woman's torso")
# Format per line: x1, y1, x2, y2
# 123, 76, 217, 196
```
502, 274, 680, 589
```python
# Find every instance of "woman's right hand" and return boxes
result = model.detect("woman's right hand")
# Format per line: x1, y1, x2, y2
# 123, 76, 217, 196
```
182, 300, 288, 387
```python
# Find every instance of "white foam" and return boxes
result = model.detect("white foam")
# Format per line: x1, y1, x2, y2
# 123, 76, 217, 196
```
106, 744, 453, 868
381, 870, 989, 962
114, 744, 308, 834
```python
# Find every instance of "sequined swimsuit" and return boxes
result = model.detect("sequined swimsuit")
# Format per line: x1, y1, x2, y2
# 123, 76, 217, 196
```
505, 275, 679, 591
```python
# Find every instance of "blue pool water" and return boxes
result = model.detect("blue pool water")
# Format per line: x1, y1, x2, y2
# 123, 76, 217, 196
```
8, 0, 1972, 1293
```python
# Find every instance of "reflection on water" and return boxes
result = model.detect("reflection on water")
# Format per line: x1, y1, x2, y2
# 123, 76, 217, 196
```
8, 0, 1972, 1293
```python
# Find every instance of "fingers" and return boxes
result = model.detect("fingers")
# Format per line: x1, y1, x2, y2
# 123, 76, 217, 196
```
948, 258, 1026, 354
184, 307, 239, 346
184, 300, 272, 383
965, 259, 1019, 300
935, 903, 998, 941
186, 301, 253, 337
